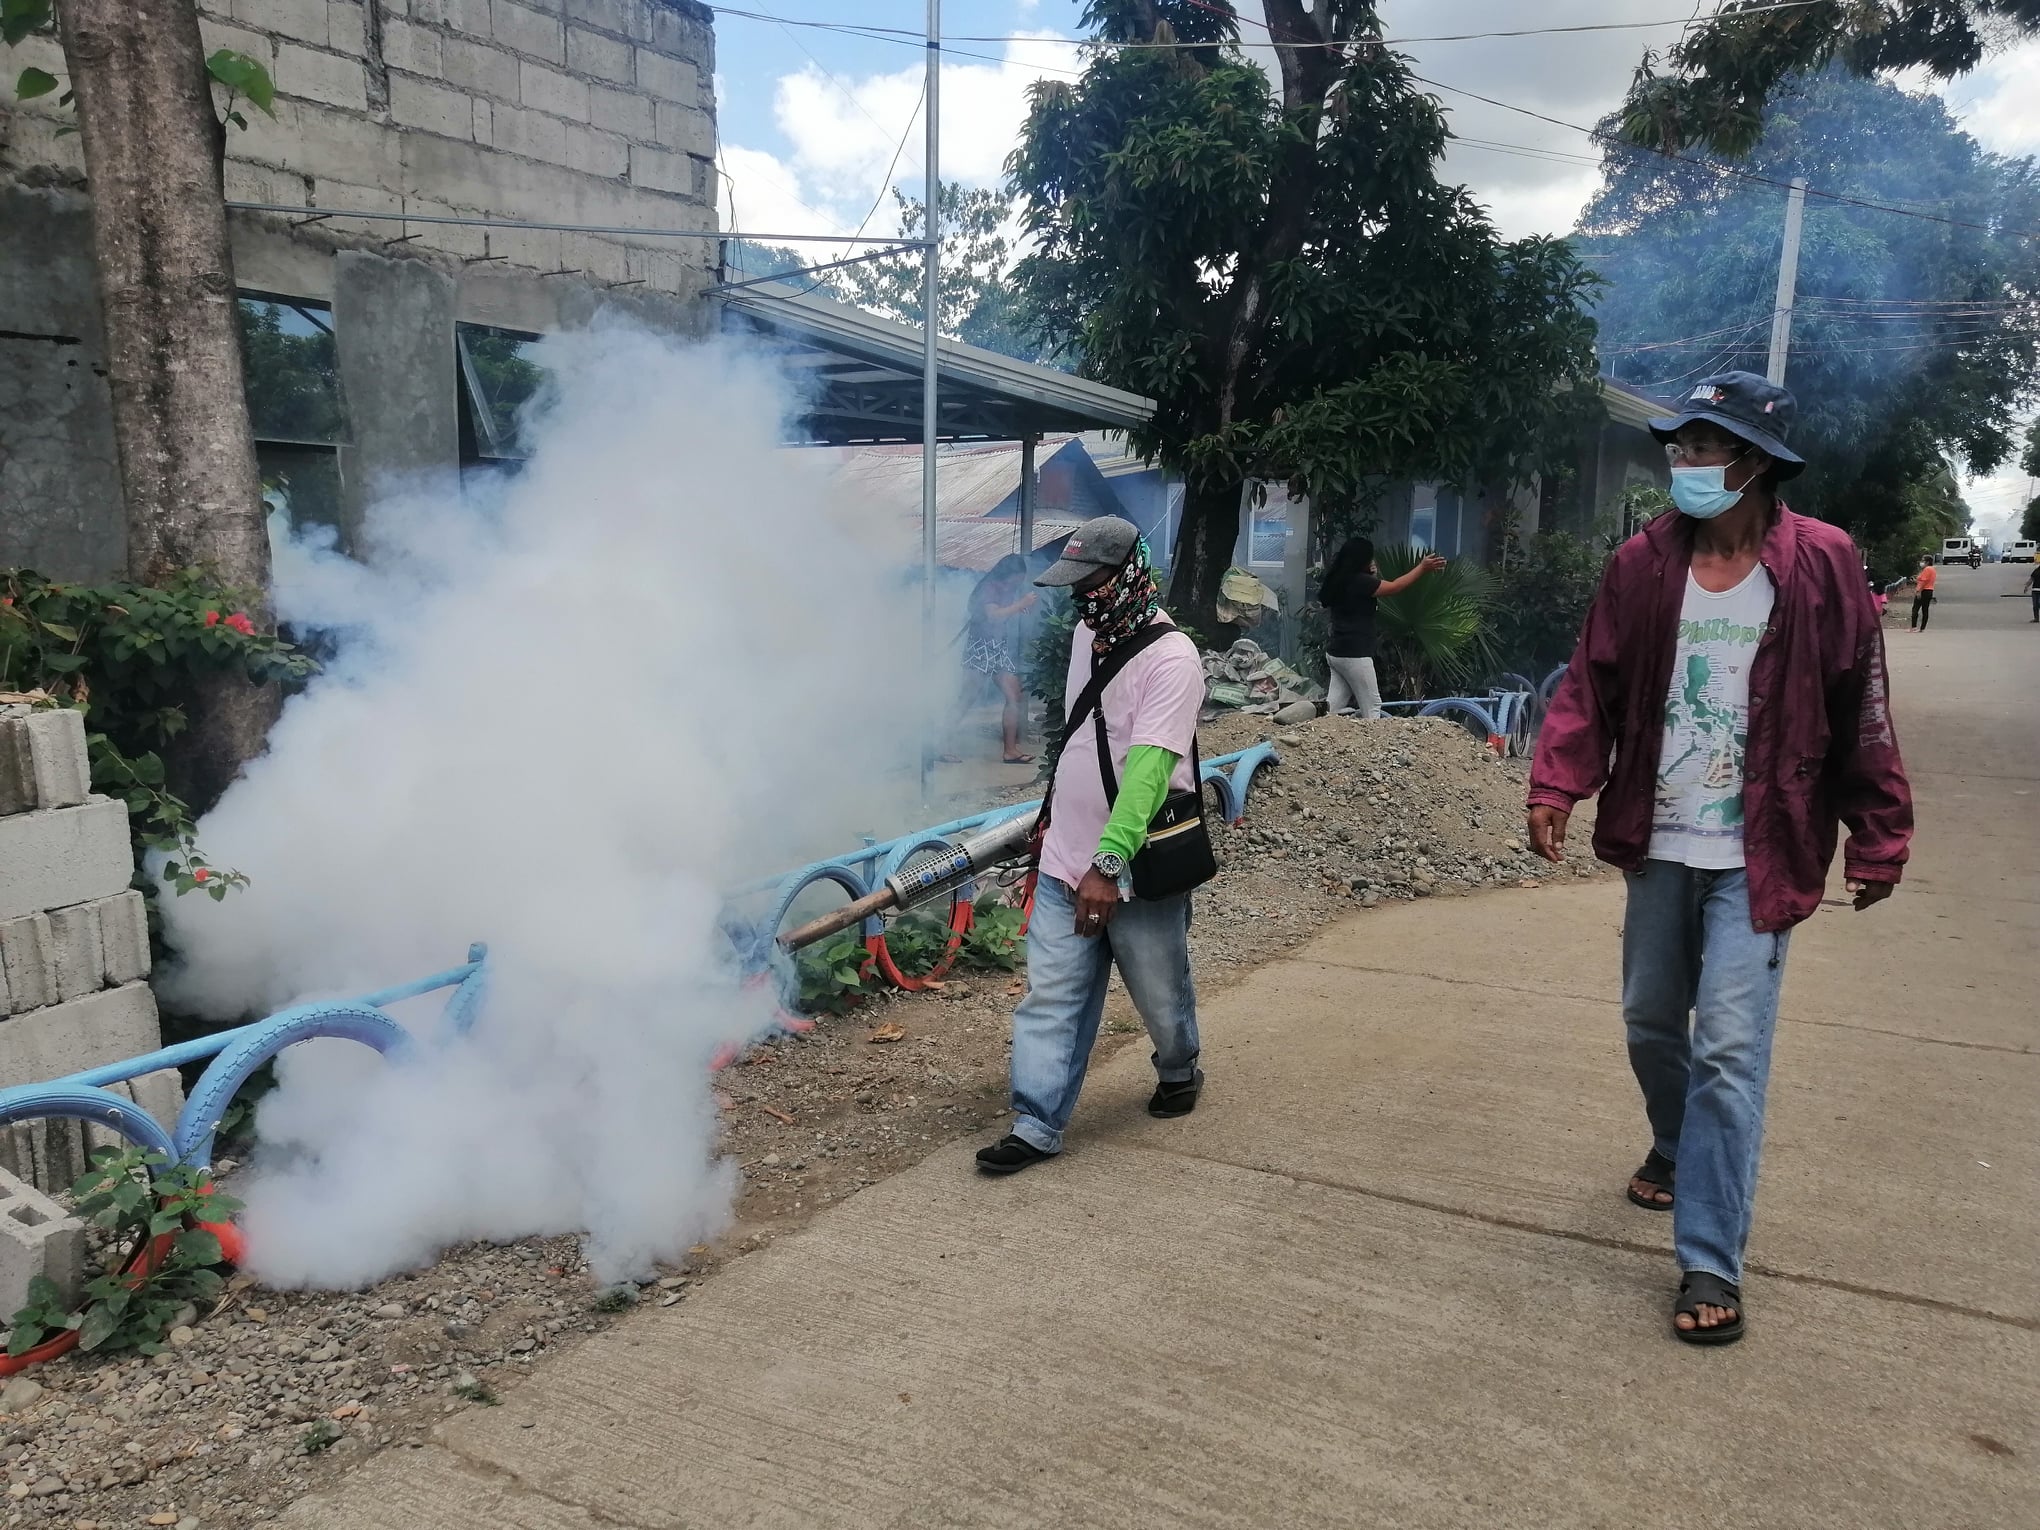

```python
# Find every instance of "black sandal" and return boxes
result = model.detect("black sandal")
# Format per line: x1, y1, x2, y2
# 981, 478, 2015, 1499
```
1673, 1271, 1745, 1345
975, 1133, 1056, 1176
1627, 1149, 1676, 1210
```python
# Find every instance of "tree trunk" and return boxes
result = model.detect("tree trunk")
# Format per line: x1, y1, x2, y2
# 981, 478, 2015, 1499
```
58, 0, 278, 808
1166, 476, 1245, 646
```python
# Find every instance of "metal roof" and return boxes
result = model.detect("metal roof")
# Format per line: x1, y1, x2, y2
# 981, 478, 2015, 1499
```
818, 438, 1106, 573
717, 281, 1157, 445
1600, 376, 1676, 433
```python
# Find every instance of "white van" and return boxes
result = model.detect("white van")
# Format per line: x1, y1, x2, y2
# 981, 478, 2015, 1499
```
1940, 537, 1981, 566
2003, 539, 2038, 564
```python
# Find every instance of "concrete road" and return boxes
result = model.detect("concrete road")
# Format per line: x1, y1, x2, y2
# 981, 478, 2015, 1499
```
281, 568, 2036, 1530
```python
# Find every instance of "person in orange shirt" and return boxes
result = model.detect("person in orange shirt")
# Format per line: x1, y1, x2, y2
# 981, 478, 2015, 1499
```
1909, 559, 1938, 631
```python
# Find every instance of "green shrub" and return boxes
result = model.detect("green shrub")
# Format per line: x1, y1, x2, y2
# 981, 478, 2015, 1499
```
1488, 531, 1609, 677
8, 1147, 243, 1358
1, 569, 316, 899
1373, 544, 1500, 701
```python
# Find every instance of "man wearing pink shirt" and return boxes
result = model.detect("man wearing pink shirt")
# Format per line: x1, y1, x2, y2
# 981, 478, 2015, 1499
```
976, 517, 1207, 1176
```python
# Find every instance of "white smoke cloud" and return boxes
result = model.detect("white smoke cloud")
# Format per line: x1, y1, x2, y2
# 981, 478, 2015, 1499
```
162, 329, 922, 1288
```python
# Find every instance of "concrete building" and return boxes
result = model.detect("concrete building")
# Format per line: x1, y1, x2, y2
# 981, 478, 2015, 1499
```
1543, 377, 1676, 540
2, 0, 721, 577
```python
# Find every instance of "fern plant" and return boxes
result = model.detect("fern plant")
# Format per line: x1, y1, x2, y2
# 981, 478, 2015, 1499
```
1372, 543, 1500, 701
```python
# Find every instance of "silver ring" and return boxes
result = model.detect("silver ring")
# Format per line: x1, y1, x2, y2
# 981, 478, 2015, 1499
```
1086, 913, 1101, 922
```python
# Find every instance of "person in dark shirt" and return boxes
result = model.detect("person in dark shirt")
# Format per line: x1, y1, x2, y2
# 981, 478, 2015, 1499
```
1317, 537, 1446, 717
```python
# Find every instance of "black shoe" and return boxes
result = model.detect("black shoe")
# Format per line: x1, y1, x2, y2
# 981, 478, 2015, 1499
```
1147, 1070, 1205, 1119
975, 1133, 1056, 1175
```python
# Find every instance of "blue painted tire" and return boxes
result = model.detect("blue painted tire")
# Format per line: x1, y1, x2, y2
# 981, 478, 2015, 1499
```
173, 1004, 414, 1168
1540, 664, 1569, 701
0, 1082, 178, 1162
1418, 697, 1503, 742
761, 863, 871, 944
1199, 769, 1240, 825
1226, 743, 1279, 820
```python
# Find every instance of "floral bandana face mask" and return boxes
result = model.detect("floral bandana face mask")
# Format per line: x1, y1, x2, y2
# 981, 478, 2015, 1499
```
1076, 536, 1162, 654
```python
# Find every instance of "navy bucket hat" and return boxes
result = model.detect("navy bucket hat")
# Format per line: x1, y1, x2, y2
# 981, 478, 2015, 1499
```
1649, 370, 1806, 481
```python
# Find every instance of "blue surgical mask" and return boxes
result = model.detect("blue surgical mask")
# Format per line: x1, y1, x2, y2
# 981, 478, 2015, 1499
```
1670, 462, 1745, 519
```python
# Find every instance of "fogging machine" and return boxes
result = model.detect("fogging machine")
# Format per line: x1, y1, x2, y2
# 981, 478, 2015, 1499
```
777, 813, 1036, 953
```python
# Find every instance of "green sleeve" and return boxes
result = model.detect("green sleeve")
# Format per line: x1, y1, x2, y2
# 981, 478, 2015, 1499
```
1096, 745, 1182, 862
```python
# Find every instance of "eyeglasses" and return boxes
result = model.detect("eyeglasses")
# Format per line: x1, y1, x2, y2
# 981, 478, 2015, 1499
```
1665, 441, 1751, 467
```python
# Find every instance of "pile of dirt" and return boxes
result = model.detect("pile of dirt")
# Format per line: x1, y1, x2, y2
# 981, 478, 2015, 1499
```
1187, 712, 1606, 960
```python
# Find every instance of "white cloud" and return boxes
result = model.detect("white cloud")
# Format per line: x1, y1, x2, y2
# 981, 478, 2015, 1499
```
720, 33, 1081, 259
1962, 463, 2032, 544
716, 143, 849, 243
1942, 38, 2040, 157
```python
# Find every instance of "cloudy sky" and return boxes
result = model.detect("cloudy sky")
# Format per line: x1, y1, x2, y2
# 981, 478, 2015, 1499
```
711, 1, 2040, 540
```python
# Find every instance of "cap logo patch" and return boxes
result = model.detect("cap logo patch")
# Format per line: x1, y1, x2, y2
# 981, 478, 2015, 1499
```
1690, 385, 1726, 404
1066, 539, 1083, 554
1762, 401, 1776, 412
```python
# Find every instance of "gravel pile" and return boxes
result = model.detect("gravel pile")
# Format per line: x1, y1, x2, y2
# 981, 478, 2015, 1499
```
0, 712, 1607, 1528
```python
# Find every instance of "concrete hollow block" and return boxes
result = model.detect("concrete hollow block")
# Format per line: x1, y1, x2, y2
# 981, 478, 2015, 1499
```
0, 799, 136, 924
0, 1166, 85, 1319
96, 890, 151, 986
22, 708, 90, 811
0, 982, 164, 1088
44, 902, 105, 1004
0, 915, 56, 1016
117, 1068, 185, 1137
0, 711, 34, 817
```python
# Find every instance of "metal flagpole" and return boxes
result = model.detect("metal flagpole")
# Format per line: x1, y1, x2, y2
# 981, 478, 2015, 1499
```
918, 0, 942, 805
1766, 177, 1806, 386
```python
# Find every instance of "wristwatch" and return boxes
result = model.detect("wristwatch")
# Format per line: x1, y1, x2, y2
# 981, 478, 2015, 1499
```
1091, 851, 1126, 880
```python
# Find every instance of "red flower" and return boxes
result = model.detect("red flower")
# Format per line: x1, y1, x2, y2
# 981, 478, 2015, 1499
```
225, 613, 255, 636
204, 610, 221, 628
193, 867, 210, 883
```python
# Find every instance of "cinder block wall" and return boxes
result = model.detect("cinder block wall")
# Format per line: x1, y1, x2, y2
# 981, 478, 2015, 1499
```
0, 706, 182, 1193
2, 0, 719, 295
1, 0, 718, 578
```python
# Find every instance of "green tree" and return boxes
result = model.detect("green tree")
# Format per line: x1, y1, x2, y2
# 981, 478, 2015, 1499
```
6, 0, 284, 810
832, 183, 1057, 363
1621, 0, 2040, 155
1580, 68, 2040, 562
237, 300, 342, 443
723, 240, 845, 295
1005, 1, 1601, 634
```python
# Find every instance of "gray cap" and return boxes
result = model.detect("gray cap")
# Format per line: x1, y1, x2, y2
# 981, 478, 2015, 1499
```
1035, 515, 1141, 587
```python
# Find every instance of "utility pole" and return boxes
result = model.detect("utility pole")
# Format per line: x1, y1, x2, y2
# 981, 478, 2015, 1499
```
917, 0, 942, 803
1767, 177, 1807, 386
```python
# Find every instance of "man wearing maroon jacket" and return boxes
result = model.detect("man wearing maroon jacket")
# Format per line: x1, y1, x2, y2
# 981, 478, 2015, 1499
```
1528, 371, 1913, 1346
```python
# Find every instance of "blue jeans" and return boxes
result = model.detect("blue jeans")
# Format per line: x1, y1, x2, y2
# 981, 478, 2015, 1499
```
1009, 875, 1200, 1153
1622, 861, 1791, 1285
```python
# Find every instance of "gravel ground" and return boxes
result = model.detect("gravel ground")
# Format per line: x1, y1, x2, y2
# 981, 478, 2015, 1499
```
0, 713, 1606, 1529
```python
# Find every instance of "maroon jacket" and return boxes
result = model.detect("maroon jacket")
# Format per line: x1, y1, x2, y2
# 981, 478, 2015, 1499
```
1528, 505, 1912, 933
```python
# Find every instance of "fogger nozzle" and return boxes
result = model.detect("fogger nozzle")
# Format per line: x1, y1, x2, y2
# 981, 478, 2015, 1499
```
776, 813, 1036, 953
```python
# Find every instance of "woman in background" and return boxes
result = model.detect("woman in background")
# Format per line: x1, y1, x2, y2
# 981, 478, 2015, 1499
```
962, 554, 1040, 763
1317, 537, 1447, 718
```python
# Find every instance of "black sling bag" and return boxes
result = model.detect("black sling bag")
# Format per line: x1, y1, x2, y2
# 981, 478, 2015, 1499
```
1031, 622, 1217, 902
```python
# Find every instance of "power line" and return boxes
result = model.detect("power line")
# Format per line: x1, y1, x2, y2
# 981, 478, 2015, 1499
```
223, 203, 930, 243
713, 1, 1830, 50
716, 7, 2040, 244
1406, 71, 2040, 243
1600, 315, 1776, 353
